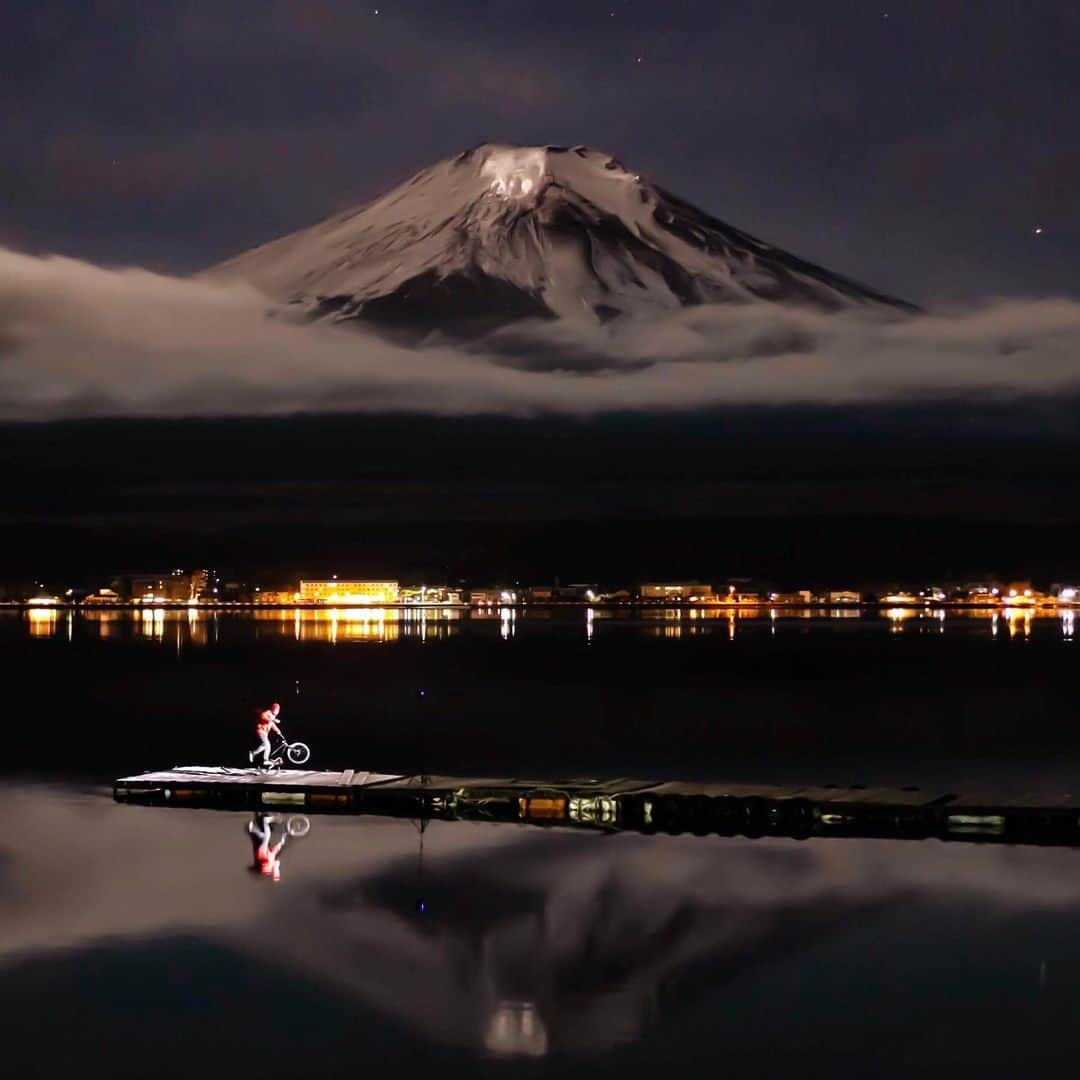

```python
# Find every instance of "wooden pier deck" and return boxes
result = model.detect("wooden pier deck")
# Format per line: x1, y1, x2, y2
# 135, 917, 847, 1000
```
114, 766, 1080, 848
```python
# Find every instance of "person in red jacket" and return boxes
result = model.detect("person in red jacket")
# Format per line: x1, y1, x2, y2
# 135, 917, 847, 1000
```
247, 813, 285, 882
249, 702, 282, 768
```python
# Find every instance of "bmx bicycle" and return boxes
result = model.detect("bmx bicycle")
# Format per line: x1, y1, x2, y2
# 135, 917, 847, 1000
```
265, 735, 311, 769
247, 813, 311, 837
285, 814, 311, 837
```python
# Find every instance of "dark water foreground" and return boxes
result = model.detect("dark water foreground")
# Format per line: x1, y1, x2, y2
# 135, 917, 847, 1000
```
4, 785, 1080, 1076
4, 609, 1080, 1076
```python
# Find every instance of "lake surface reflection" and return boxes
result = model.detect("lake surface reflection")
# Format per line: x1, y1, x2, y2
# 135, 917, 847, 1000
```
6, 783, 1080, 1076
9, 604, 1080, 646
5, 611, 1080, 1075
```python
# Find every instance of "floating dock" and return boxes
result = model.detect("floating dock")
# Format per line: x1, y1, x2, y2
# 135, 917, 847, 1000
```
113, 767, 1080, 849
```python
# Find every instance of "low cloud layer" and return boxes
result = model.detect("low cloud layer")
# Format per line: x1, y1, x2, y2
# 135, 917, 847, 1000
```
1, 246, 1079, 420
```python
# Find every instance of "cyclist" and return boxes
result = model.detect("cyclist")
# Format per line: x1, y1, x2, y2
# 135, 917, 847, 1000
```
250, 702, 282, 768
247, 813, 285, 882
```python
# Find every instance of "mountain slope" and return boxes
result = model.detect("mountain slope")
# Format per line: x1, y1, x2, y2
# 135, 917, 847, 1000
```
206, 144, 915, 337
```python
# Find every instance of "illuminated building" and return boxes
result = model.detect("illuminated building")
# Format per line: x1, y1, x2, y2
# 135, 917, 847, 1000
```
639, 583, 714, 602
253, 588, 300, 604
299, 579, 399, 605
523, 584, 597, 603
882, 586, 948, 605
83, 588, 122, 605
470, 587, 518, 606
727, 591, 764, 605
115, 570, 203, 603
961, 584, 1001, 605
720, 579, 768, 605
769, 590, 815, 605
26, 592, 61, 607
400, 585, 465, 605
827, 590, 862, 604
1002, 582, 1048, 608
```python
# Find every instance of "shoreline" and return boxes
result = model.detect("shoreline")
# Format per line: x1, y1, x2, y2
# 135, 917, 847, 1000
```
3, 600, 1077, 613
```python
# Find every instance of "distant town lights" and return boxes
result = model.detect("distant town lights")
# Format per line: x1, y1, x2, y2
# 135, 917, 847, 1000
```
10, 571, 1080, 612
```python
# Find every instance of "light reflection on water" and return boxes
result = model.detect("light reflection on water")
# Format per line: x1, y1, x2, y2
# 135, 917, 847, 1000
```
26, 607, 58, 637
6, 784, 1080, 1072
6, 606, 1079, 647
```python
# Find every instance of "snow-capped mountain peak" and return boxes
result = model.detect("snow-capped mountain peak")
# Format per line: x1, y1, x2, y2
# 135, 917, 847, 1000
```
206, 143, 913, 338
481, 146, 549, 201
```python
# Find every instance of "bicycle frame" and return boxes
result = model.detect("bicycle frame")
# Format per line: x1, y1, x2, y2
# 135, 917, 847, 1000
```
264, 735, 310, 768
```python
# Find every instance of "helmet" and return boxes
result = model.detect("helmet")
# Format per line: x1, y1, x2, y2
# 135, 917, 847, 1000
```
271, 702, 281, 714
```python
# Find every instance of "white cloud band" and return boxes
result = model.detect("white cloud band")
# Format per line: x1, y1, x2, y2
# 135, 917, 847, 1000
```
1, 246, 1078, 420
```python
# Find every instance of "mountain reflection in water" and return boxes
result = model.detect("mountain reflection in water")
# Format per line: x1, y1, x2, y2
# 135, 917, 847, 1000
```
5, 785, 1080, 1071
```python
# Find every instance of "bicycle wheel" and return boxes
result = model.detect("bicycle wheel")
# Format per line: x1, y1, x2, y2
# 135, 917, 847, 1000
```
287, 815, 311, 837
286, 742, 310, 765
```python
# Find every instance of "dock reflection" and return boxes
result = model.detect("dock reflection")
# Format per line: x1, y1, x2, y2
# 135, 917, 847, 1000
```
7, 783, 1080, 1062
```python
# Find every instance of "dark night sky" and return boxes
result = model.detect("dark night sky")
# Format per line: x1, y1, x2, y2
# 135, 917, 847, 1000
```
2, 0, 1078, 304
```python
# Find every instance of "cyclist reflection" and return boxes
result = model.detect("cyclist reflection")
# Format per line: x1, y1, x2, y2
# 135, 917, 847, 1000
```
246, 813, 310, 882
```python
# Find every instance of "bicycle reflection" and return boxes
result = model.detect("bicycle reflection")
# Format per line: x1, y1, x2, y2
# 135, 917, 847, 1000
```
246, 813, 310, 882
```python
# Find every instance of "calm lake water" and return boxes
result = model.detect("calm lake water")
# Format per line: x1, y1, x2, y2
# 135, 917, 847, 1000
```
3, 608, 1080, 1076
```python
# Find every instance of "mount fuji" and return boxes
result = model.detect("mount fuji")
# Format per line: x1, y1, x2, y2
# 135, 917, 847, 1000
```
207, 144, 915, 340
